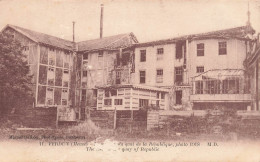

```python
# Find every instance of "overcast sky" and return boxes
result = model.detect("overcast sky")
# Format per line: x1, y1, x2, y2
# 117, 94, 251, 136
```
0, 0, 259, 42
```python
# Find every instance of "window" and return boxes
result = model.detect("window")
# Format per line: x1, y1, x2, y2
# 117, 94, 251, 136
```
161, 93, 165, 99
116, 53, 120, 66
140, 50, 146, 62
176, 42, 185, 59
105, 90, 110, 97
62, 99, 67, 105
195, 81, 203, 94
156, 92, 160, 99
122, 53, 130, 66
98, 51, 103, 62
197, 43, 204, 56
104, 99, 112, 106
64, 70, 69, 74
63, 81, 69, 87
157, 48, 164, 60
111, 89, 117, 96
205, 80, 220, 94
114, 99, 123, 105
81, 89, 86, 101
83, 70, 88, 77
156, 69, 163, 83
222, 79, 239, 94
219, 42, 227, 55
83, 53, 88, 60
98, 51, 103, 57
139, 99, 149, 108
140, 71, 146, 83
196, 66, 204, 73
116, 71, 121, 84
175, 67, 183, 83
176, 91, 182, 105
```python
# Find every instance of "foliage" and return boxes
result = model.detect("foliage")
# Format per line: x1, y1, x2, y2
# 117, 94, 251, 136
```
0, 32, 33, 114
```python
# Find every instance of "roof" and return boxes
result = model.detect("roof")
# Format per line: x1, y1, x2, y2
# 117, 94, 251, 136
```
77, 32, 138, 52
136, 25, 255, 47
96, 84, 169, 92
193, 69, 244, 81
3, 24, 75, 51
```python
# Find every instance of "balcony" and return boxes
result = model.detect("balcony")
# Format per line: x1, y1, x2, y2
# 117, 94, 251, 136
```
190, 93, 252, 102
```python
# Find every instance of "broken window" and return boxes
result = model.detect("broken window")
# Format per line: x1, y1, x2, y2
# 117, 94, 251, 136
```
114, 99, 123, 105
175, 67, 183, 83
104, 99, 112, 106
64, 53, 70, 68
63, 70, 69, 87
37, 86, 46, 104
111, 89, 117, 96
40, 46, 48, 64
55, 68, 63, 86
140, 50, 146, 62
140, 71, 146, 83
156, 69, 163, 83
195, 81, 203, 94
54, 88, 62, 105
196, 66, 204, 73
116, 71, 121, 84
222, 79, 239, 94
56, 50, 63, 67
46, 87, 54, 105
219, 42, 227, 55
105, 90, 110, 97
139, 99, 149, 108
197, 43, 204, 56
176, 42, 185, 59
175, 90, 182, 105
48, 67, 55, 86
49, 49, 55, 66
62, 88, 68, 105
122, 53, 130, 66
157, 48, 164, 60
39, 65, 48, 85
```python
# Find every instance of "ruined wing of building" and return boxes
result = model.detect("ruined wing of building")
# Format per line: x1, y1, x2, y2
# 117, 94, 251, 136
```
1, 23, 259, 116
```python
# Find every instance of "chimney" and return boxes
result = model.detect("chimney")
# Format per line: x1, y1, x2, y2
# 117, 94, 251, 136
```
73, 21, 75, 42
100, 4, 104, 39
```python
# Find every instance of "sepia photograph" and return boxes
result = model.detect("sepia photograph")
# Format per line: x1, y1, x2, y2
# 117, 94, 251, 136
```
0, 0, 260, 161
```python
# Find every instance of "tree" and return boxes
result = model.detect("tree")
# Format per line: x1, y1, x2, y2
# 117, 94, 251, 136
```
0, 32, 33, 114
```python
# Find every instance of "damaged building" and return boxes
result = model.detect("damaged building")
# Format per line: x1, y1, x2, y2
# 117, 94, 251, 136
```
1, 21, 259, 115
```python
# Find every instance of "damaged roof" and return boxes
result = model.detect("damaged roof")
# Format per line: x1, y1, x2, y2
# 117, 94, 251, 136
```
3, 24, 75, 51
2, 24, 138, 52
136, 25, 255, 47
77, 32, 138, 52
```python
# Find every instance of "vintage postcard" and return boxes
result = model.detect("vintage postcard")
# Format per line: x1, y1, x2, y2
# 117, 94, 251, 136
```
0, 0, 260, 161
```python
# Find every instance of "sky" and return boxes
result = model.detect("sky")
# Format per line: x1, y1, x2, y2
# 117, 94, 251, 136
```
0, 0, 260, 43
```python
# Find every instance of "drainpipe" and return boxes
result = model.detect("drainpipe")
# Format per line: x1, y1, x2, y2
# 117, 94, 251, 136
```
256, 59, 259, 111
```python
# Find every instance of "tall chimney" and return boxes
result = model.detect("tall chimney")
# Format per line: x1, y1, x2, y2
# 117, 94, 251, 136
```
73, 21, 75, 42
100, 4, 104, 39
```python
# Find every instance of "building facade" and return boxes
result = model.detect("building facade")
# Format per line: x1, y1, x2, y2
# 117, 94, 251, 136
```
1, 24, 259, 113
